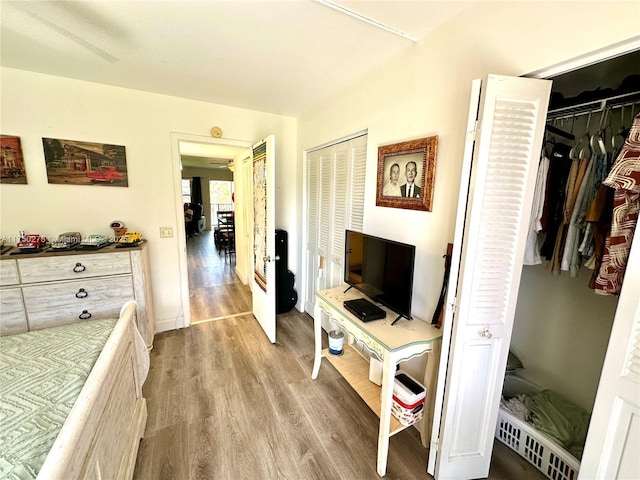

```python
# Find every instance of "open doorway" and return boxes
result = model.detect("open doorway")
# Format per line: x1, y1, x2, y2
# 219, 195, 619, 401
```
171, 133, 252, 326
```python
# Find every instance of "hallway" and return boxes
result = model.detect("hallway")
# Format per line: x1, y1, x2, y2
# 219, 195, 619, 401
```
187, 230, 251, 323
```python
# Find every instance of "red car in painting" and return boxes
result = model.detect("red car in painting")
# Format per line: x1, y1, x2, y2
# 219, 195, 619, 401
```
86, 166, 124, 183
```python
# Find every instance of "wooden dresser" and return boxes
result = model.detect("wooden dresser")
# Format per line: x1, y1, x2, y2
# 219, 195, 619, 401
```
0, 242, 155, 348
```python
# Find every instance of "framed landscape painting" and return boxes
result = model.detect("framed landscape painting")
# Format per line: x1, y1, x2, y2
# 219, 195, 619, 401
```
42, 138, 128, 186
0, 135, 27, 184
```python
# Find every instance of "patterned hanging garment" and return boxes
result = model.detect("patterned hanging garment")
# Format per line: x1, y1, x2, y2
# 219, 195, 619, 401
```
594, 112, 640, 295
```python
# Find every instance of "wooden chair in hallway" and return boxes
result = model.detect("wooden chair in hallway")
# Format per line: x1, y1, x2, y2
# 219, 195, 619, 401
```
218, 215, 235, 260
215, 211, 234, 252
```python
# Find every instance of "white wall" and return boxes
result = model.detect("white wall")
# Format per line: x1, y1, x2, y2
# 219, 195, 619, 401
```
296, 1, 639, 379
512, 265, 618, 412
297, 1, 638, 321
0, 68, 297, 332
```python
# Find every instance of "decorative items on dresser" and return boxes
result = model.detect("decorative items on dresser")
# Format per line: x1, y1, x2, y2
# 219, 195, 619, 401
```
0, 242, 155, 348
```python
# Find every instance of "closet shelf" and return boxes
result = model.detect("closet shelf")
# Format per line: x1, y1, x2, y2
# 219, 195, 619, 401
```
547, 90, 640, 120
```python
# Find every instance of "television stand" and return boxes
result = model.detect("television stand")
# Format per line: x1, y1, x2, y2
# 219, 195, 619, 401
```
311, 286, 442, 477
390, 314, 407, 326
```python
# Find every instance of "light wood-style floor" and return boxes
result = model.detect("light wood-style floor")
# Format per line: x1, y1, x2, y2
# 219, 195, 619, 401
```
133, 231, 546, 480
187, 231, 251, 323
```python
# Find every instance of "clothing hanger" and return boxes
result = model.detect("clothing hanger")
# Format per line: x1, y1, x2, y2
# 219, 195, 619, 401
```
571, 112, 592, 159
568, 115, 580, 159
590, 108, 608, 155
612, 105, 627, 151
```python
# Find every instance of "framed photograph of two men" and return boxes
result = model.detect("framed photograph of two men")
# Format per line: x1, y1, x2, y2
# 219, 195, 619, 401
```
376, 136, 438, 212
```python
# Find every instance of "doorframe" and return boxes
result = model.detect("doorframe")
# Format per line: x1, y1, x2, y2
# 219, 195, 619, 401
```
170, 132, 252, 328
527, 35, 640, 79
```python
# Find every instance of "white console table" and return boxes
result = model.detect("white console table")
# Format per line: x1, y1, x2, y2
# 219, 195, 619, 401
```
311, 286, 442, 477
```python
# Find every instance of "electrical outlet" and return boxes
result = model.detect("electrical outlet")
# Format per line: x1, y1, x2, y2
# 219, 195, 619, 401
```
160, 227, 173, 238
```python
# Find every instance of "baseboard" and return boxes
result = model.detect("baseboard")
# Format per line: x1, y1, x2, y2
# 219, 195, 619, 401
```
235, 266, 247, 285
155, 317, 181, 332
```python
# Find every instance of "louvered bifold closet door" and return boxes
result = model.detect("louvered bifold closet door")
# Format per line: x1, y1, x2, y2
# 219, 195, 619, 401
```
580, 221, 640, 477
349, 136, 367, 232
329, 146, 348, 287
303, 134, 368, 315
317, 150, 333, 292
304, 152, 320, 313
433, 75, 551, 480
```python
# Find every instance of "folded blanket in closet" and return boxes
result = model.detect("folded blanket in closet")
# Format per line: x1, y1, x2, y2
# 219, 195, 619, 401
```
524, 389, 590, 460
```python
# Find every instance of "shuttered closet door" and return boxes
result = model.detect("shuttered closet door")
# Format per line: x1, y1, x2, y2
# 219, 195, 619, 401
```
303, 134, 367, 314
304, 152, 320, 313
317, 150, 332, 291
349, 136, 367, 232
329, 146, 348, 287
430, 75, 551, 480
580, 230, 640, 478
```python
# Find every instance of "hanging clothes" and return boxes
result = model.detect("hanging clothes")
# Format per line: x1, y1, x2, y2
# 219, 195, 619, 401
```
547, 156, 590, 275
578, 152, 612, 263
540, 143, 573, 261
594, 112, 640, 295
523, 155, 550, 265
584, 183, 615, 288
561, 158, 594, 275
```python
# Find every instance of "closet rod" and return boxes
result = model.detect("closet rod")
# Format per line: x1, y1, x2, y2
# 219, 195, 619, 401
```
547, 90, 640, 120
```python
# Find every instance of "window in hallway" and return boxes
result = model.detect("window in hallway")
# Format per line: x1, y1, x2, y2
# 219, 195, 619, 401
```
209, 180, 234, 219
182, 178, 191, 203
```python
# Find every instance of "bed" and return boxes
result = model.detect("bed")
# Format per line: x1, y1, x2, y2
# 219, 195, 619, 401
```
0, 300, 148, 480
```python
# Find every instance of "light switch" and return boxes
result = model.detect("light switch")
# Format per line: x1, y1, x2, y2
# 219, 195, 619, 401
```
160, 227, 173, 238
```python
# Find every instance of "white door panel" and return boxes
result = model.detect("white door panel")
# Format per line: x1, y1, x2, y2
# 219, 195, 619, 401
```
431, 75, 551, 479
251, 135, 276, 343
580, 232, 640, 479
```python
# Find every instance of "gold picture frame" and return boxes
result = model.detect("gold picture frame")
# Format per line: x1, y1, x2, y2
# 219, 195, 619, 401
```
376, 136, 438, 211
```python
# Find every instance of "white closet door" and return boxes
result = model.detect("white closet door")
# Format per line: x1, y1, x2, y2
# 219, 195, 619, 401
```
303, 134, 367, 315
304, 152, 320, 313
580, 232, 640, 479
329, 145, 348, 287
430, 75, 551, 480
317, 149, 332, 291
349, 136, 367, 232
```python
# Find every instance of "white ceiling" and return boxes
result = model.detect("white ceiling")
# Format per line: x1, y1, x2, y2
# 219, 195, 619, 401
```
0, 0, 473, 117
0, 0, 474, 165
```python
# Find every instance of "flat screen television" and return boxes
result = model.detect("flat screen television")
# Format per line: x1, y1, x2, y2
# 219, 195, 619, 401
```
344, 230, 416, 323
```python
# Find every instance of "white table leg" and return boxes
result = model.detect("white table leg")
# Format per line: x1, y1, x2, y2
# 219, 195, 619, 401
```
420, 342, 441, 447
311, 302, 323, 379
377, 352, 395, 477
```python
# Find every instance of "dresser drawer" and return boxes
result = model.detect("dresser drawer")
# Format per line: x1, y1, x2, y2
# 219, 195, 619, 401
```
23, 276, 134, 330
0, 288, 28, 335
1, 259, 19, 286
18, 252, 132, 283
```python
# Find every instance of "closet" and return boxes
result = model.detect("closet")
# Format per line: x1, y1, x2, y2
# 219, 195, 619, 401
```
502, 49, 640, 475
303, 133, 367, 318
429, 48, 640, 480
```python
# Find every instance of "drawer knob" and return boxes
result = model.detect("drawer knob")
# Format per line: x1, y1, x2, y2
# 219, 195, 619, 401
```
73, 262, 86, 273
79, 310, 92, 320
75, 288, 88, 299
